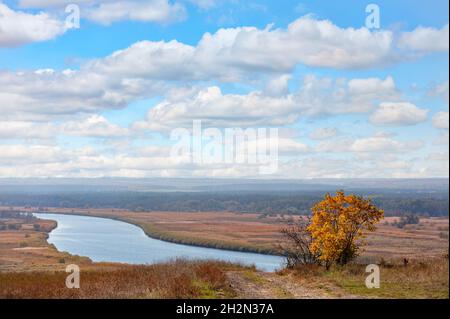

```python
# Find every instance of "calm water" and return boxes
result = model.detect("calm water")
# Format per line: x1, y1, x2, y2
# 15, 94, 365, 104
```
36, 213, 284, 272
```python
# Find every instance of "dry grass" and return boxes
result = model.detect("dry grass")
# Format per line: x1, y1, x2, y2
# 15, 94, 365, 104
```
0, 259, 238, 299
0, 217, 91, 272
363, 217, 449, 260
286, 258, 449, 299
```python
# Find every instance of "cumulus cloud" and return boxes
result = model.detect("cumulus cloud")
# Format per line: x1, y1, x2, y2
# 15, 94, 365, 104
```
429, 80, 449, 104
433, 130, 449, 146
264, 74, 291, 97
132, 76, 399, 131
309, 127, 338, 140
194, 17, 394, 71
369, 102, 428, 126
84, 0, 186, 25
62, 115, 129, 137
316, 133, 424, 154
398, 24, 449, 53
0, 144, 70, 165
185, 0, 218, 9
297, 75, 399, 116
134, 86, 297, 131
433, 111, 449, 129
0, 3, 66, 47
0, 116, 128, 139
0, 14, 441, 121
18, 0, 186, 25
0, 121, 54, 139
0, 66, 168, 121
350, 135, 423, 153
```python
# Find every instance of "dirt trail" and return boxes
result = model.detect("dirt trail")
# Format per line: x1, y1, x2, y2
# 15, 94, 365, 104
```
226, 270, 361, 299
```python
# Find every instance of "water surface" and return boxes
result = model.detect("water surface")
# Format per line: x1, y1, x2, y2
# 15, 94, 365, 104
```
37, 213, 284, 272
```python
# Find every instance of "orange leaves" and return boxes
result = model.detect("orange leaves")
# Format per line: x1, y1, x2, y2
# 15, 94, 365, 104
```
307, 191, 384, 268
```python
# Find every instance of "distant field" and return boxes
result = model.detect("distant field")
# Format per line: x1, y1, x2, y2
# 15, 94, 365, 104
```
2, 206, 448, 260
0, 216, 92, 272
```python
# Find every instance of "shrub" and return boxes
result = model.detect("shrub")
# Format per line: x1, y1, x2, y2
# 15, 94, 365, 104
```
394, 214, 420, 228
280, 217, 320, 268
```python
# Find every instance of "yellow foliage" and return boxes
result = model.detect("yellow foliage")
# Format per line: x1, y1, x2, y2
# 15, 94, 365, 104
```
307, 191, 384, 268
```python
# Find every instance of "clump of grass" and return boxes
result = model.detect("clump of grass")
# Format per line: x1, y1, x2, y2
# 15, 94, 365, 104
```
0, 259, 236, 299
242, 269, 266, 284
323, 258, 449, 299
280, 264, 322, 277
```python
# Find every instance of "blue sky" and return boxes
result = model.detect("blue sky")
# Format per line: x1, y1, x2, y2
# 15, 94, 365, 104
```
0, 0, 448, 178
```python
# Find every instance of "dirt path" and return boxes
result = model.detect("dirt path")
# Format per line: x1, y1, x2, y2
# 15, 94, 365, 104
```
226, 270, 361, 299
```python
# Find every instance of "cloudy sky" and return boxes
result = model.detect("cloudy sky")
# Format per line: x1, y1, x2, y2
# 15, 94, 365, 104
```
0, 0, 448, 178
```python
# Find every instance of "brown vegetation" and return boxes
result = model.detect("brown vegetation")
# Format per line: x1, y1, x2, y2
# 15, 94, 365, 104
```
0, 216, 91, 272
0, 260, 237, 299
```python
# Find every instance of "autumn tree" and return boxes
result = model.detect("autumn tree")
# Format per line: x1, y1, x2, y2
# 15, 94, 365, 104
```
307, 191, 384, 269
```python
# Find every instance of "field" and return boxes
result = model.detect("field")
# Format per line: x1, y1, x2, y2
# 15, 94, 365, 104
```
0, 216, 92, 272
0, 260, 240, 299
0, 206, 448, 299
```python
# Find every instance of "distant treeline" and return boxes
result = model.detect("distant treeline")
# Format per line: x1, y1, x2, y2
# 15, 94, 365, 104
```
0, 191, 448, 217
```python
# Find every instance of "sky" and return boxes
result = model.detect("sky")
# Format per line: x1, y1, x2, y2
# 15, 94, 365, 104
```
0, 0, 448, 179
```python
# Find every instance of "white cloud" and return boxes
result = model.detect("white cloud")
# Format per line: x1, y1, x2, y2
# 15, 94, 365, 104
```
1, 13, 441, 122
399, 24, 449, 53
0, 121, 54, 139
434, 131, 449, 146
370, 102, 428, 126
134, 86, 296, 131
429, 81, 449, 104
85, 0, 186, 25
350, 135, 423, 153
309, 127, 338, 140
243, 137, 310, 156
0, 3, 65, 47
316, 133, 424, 154
264, 74, 291, 97
194, 16, 393, 71
0, 145, 69, 165
0, 66, 168, 121
0, 116, 128, 139
132, 76, 399, 132
18, 0, 186, 25
185, 0, 218, 9
433, 111, 449, 129
62, 115, 129, 137
298, 75, 399, 116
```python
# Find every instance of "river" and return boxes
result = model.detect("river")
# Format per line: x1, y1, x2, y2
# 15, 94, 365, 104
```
36, 213, 284, 272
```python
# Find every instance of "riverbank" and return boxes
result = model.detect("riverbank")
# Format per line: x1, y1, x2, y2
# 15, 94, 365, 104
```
6, 206, 448, 261
37, 213, 283, 271
36, 210, 281, 256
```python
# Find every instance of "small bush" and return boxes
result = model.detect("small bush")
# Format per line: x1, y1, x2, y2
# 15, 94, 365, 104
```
439, 232, 449, 239
394, 214, 420, 229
